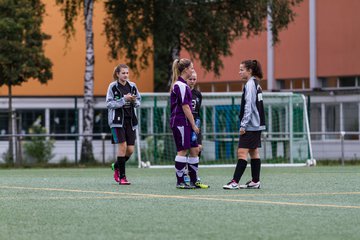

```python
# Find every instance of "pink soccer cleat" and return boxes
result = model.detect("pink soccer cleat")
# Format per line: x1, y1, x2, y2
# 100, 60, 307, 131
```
119, 176, 131, 185
113, 169, 120, 183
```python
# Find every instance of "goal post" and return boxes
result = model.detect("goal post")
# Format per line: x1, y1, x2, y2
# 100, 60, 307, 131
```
134, 92, 313, 167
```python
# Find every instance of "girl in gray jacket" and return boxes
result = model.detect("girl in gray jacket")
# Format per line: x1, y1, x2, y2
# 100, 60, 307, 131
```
223, 60, 265, 190
107, 64, 141, 185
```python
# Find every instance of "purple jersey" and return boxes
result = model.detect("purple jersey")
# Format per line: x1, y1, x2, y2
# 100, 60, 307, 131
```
170, 77, 193, 127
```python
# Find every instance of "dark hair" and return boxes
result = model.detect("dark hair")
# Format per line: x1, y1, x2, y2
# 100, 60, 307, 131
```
241, 60, 263, 79
113, 64, 129, 80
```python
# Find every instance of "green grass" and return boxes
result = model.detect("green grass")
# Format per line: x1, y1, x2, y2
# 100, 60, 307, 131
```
0, 166, 359, 240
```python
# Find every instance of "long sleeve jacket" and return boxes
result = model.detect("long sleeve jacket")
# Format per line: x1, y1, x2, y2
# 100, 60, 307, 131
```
239, 77, 266, 131
106, 80, 141, 129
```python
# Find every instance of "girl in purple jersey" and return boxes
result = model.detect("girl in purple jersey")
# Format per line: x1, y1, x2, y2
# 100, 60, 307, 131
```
169, 58, 199, 189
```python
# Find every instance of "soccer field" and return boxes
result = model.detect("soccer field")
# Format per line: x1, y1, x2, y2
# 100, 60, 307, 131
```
0, 166, 359, 240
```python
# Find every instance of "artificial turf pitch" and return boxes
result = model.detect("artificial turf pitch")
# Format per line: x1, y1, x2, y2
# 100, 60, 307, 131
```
0, 166, 359, 240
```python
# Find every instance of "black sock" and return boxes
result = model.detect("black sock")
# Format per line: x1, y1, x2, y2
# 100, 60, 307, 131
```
114, 161, 119, 169
175, 161, 187, 184
198, 151, 202, 158
188, 163, 199, 183
117, 156, 126, 179
232, 159, 247, 183
251, 158, 261, 182
125, 156, 130, 162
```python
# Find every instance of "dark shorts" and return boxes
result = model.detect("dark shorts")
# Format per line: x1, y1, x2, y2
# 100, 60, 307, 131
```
238, 131, 262, 149
172, 125, 191, 152
111, 119, 136, 145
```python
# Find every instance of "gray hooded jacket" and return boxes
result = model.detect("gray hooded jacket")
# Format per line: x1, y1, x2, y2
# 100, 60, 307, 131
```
106, 80, 141, 129
239, 77, 266, 131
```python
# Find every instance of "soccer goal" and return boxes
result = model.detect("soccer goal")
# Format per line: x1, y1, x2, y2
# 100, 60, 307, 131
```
134, 92, 313, 167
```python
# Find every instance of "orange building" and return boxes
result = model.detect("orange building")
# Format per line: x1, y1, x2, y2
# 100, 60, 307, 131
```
190, 0, 360, 92
0, 1, 154, 97
1, 0, 359, 95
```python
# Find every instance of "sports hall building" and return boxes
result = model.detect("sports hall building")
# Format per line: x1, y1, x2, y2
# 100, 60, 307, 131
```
1, 0, 360, 161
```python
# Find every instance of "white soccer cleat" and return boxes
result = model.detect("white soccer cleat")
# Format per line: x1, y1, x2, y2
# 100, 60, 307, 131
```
223, 180, 239, 190
240, 180, 261, 189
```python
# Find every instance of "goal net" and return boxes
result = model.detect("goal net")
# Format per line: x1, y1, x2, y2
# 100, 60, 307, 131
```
135, 92, 313, 167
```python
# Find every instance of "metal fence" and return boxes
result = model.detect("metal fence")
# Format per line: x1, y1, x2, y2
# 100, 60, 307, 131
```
1, 131, 359, 167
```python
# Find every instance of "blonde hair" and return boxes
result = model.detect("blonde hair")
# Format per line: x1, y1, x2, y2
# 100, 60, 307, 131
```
112, 64, 129, 80
190, 71, 197, 79
170, 58, 192, 91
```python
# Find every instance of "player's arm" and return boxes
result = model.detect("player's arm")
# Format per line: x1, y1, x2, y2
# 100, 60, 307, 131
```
106, 85, 126, 109
130, 83, 141, 108
240, 82, 255, 134
182, 104, 199, 134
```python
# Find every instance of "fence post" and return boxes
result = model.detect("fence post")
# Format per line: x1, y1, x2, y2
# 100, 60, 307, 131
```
289, 96, 293, 164
16, 135, 23, 166
340, 131, 345, 166
74, 97, 78, 165
153, 96, 157, 163
101, 133, 106, 165
263, 132, 267, 161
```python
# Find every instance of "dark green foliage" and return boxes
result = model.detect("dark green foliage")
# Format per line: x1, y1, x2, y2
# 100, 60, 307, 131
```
55, 0, 82, 41
0, 0, 52, 163
0, 0, 52, 87
103, 0, 302, 91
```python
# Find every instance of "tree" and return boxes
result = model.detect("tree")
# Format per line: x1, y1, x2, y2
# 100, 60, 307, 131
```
104, 0, 302, 92
55, 0, 96, 163
0, 0, 52, 164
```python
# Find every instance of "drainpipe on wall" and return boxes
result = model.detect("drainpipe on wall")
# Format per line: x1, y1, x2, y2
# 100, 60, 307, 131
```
267, 1, 275, 91
309, 0, 319, 89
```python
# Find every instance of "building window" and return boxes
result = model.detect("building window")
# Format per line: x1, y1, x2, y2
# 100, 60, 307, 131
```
310, 103, 322, 140
277, 80, 286, 90
93, 109, 109, 139
198, 83, 212, 92
292, 79, 304, 89
343, 103, 359, 140
0, 111, 8, 138
229, 82, 243, 92
50, 109, 77, 140
17, 109, 45, 134
325, 104, 340, 139
320, 77, 337, 88
339, 76, 356, 87
214, 82, 228, 92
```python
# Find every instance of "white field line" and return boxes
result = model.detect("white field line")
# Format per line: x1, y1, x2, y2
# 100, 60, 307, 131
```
1, 185, 359, 209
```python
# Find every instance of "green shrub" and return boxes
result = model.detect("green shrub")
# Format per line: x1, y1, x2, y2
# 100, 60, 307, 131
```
23, 124, 54, 164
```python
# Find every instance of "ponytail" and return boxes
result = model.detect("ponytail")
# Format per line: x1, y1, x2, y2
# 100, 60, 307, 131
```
170, 58, 192, 91
242, 60, 263, 79
170, 59, 180, 91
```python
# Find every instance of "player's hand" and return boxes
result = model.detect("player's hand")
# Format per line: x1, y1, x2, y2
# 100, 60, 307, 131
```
130, 95, 136, 102
192, 125, 199, 134
239, 127, 246, 135
125, 93, 136, 102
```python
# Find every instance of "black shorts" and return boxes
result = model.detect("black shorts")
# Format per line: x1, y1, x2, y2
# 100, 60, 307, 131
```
238, 131, 262, 149
111, 119, 136, 145
197, 132, 202, 145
